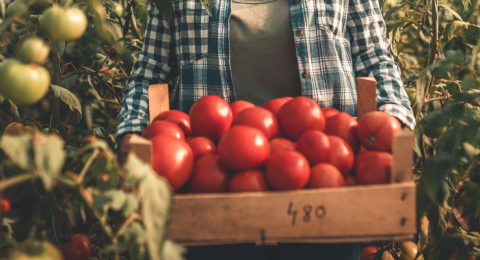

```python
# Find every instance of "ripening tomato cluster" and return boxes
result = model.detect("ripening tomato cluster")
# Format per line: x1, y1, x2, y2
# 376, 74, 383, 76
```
142, 95, 402, 193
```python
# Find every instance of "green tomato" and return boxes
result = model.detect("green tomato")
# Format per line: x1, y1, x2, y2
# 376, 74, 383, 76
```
423, 125, 447, 139
9, 241, 64, 260
399, 241, 424, 260
111, 2, 124, 17
40, 5, 88, 42
0, 59, 50, 105
7, 0, 35, 20
405, 88, 416, 105
31, 0, 52, 11
21, 38, 50, 64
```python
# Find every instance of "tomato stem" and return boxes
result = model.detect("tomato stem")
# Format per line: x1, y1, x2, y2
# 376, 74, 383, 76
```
49, 47, 62, 133
0, 173, 36, 191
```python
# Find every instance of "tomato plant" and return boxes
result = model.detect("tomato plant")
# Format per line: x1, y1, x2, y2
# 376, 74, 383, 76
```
40, 5, 88, 41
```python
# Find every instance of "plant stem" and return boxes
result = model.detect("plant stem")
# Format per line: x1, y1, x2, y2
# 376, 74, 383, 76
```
0, 0, 37, 33
46, 189, 63, 244
130, 6, 143, 40
0, 173, 36, 191
25, 117, 43, 131
49, 48, 62, 134
77, 149, 99, 183
62, 70, 122, 102
424, 97, 447, 104
95, 50, 115, 73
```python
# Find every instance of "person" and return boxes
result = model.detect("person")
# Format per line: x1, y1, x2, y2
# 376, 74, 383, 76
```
116, 0, 415, 259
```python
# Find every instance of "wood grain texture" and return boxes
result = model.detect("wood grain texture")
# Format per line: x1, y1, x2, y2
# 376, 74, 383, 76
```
128, 134, 152, 164
148, 84, 169, 123
392, 128, 414, 183
168, 183, 416, 245
357, 77, 377, 119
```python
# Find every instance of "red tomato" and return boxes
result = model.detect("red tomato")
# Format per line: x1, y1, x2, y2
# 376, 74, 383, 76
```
265, 150, 310, 190
229, 170, 269, 192
1, 198, 10, 215
322, 107, 340, 118
190, 95, 233, 141
296, 130, 331, 165
218, 125, 270, 170
141, 120, 185, 140
355, 151, 392, 185
328, 136, 354, 176
152, 110, 193, 137
61, 234, 92, 260
230, 100, 255, 118
232, 107, 279, 139
187, 136, 217, 161
344, 174, 356, 186
270, 137, 296, 154
324, 112, 360, 154
277, 97, 325, 140
360, 247, 378, 260
151, 135, 194, 191
308, 163, 345, 188
357, 111, 402, 151
190, 155, 230, 193
262, 97, 293, 117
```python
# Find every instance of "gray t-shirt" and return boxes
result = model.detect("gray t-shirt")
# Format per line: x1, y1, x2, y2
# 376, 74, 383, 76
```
230, 0, 301, 106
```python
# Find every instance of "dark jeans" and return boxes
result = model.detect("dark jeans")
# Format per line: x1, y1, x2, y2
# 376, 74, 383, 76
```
185, 242, 364, 260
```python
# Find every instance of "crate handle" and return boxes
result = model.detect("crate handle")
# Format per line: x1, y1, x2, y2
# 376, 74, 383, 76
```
149, 84, 170, 123
356, 77, 377, 119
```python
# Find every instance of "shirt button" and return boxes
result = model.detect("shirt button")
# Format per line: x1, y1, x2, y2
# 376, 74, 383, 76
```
293, 0, 299, 4
297, 30, 304, 36
303, 71, 309, 78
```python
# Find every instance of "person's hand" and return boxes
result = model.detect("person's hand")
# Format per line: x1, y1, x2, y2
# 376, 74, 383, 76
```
118, 133, 134, 166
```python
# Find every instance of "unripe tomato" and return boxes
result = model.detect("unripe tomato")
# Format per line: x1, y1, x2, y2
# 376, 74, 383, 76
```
151, 135, 194, 191
7, 0, 35, 20
41, 5, 88, 41
262, 97, 293, 117
277, 97, 325, 140
152, 110, 193, 137
324, 112, 360, 153
328, 136, 354, 176
360, 246, 378, 260
270, 137, 296, 154
31, 0, 52, 10
190, 155, 229, 193
399, 241, 424, 260
230, 100, 255, 119
322, 107, 340, 118
21, 38, 50, 65
229, 170, 269, 192
9, 240, 64, 260
190, 95, 233, 141
0, 59, 50, 105
187, 136, 217, 161
218, 125, 270, 170
357, 111, 401, 151
405, 88, 416, 105
296, 130, 331, 165
61, 234, 91, 260
355, 151, 392, 185
232, 107, 279, 139
111, 1, 124, 17
141, 120, 185, 140
1, 198, 11, 214
265, 150, 310, 190
308, 163, 345, 188
4, 122, 37, 135
423, 125, 447, 139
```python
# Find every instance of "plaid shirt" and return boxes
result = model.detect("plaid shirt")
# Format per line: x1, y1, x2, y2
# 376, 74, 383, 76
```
116, 0, 416, 143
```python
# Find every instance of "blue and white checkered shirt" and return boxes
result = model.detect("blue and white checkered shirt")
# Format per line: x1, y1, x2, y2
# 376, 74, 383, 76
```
116, 0, 416, 142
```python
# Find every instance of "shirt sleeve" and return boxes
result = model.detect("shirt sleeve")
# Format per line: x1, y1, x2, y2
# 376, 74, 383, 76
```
115, 2, 178, 146
347, 0, 415, 130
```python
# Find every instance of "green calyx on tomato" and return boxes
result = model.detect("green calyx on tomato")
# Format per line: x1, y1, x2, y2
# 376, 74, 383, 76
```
40, 5, 88, 42
7, 0, 35, 20
9, 240, 64, 260
0, 59, 51, 105
21, 38, 50, 65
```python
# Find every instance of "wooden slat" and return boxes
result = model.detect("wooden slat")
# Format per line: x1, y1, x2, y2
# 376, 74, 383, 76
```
357, 77, 377, 119
148, 84, 169, 123
128, 134, 152, 164
168, 183, 416, 245
391, 128, 414, 183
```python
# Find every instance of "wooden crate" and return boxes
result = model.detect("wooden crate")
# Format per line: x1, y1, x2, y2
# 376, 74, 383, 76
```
128, 77, 416, 246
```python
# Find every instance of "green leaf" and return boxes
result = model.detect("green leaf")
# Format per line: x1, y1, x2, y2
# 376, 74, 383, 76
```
431, 59, 455, 76
461, 24, 480, 45
418, 110, 451, 133
118, 221, 147, 260
439, 5, 463, 21
133, 2, 148, 29
151, 0, 173, 23
389, 20, 406, 56
123, 154, 150, 187
444, 81, 462, 107
378, 0, 386, 9
50, 85, 82, 122
0, 134, 34, 171
199, 0, 212, 17
163, 240, 186, 260
139, 170, 172, 260
384, 2, 409, 21
445, 49, 466, 64
415, 68, 430, 118
452, 92, 480, 104
427, 228, 480, 260
33, 134, 65, 191
439, 22, 464, 52
120, 48, 134, 76
462, 73, 476, 91
422, 153, 460, 205
462, 0, 471, 11
52, 40, 65, 58
14, 27, 29, 37
93, 189, 127, 212
122, 194, 139, 217
89, 156, 120, 191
